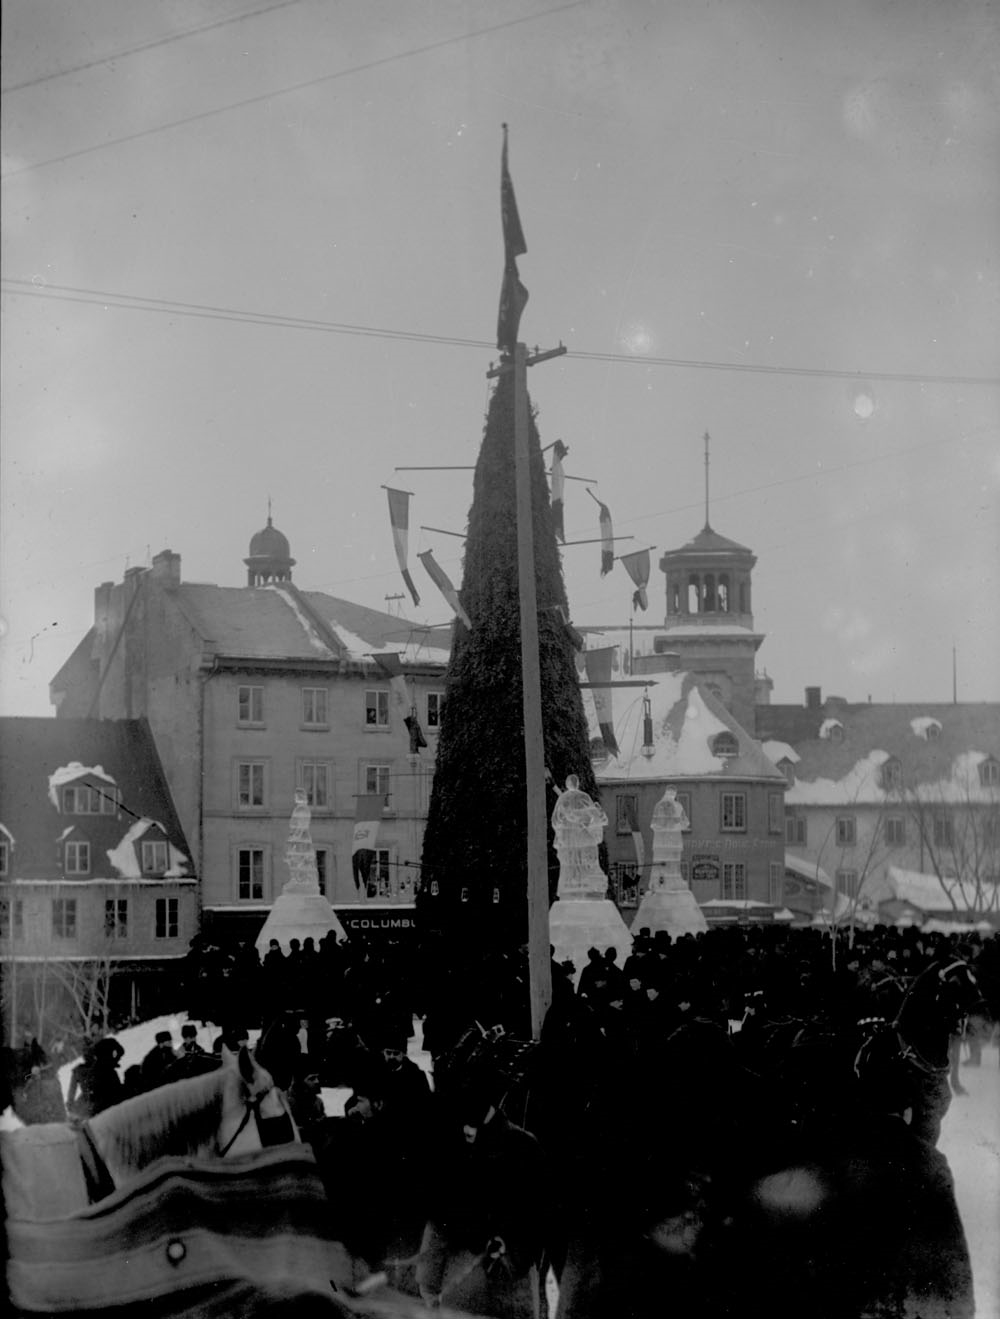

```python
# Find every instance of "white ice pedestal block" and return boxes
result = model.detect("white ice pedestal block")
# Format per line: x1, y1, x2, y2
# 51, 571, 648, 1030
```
255, 890, 346, 957
630, 885, 707, 939
549, 897, 633, 986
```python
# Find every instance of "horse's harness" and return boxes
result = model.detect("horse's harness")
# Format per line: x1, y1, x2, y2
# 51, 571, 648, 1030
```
217, 1085, 296, 1157
868, 958, 980, 1080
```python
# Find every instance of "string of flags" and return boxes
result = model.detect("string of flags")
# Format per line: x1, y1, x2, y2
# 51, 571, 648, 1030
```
620, 548, 650, 611
369, 651, 429, 756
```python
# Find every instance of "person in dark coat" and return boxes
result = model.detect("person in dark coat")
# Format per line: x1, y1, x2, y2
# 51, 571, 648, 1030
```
416, 1078, 550, 1316
140, 1029, 178, 1091
86, 1037, 125, 1114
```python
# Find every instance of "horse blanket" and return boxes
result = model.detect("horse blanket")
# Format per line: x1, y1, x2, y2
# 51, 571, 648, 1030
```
5, 1143, 354, 1316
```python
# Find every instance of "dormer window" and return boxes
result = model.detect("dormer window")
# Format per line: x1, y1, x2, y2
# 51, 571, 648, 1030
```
64, 840, 91, 875
142, 839, 169, 875
62, 783, 119, 815
910, 716, 942, 742
819, 719, 844, 743
980, 758, 1000, 788
880, 758, 902, 791
0, 838, 9, 876
778, 758, 796, 786
711, 732, 739, 759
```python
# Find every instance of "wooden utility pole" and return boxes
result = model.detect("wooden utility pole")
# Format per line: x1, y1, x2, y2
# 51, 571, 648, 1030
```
488, 340, 565, 1038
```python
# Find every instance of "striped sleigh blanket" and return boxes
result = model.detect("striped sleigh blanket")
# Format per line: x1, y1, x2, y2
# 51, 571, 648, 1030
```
5, 1143, 356, 1317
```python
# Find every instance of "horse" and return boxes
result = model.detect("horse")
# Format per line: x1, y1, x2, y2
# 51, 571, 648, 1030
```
892, 951, 988, 1145
1, 1045, 298, 1222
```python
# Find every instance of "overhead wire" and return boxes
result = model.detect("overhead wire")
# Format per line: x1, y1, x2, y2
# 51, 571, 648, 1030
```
0, 0, 309, 95
1, 0, 590, 180
4, 279, 997, 388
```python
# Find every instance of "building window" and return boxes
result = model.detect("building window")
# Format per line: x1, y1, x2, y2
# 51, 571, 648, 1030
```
836, 817, 856, 846
236, 761, 267, 809
885, 816, 905, 847
769, 863, 783, 905
238, 848, 265, 901
880, 759, 902, 791
768, 792, 783, 834
238, 685, 264, 725
675, 791, 692, 831
365, 690, 390, 727
364, 764, 391, 799
427, 692, 444, 728
62, 784, 118, 814
785, 812, 807, 845
104, 899, 128, 938
315, 848, 329, 896
0, 899, 24, 940
615, 793, 638, 834
836, 870, 859, 899
373, 848, 392, 896
979, 759, 1000, 787
52, 898, 77, 939
711, 731, 739, 758
301, 687, 329, 727
933, 817, 954, 848
64, 840, 91, 874
298, 760, 331, 809
0, 839, 8, 876
155, 897, 179, 940
721, 863, 746, 900
142, 839, 168, 874
720, 793, 747, 832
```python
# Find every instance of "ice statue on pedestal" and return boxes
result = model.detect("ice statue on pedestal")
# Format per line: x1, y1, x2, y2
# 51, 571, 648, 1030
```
630, 787, 707, 937
255, 790, 347, 957
547, 775, 632, 985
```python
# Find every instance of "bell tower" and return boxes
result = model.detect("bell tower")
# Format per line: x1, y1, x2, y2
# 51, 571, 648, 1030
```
648, 434, 765, 726
244, 504, 296, 586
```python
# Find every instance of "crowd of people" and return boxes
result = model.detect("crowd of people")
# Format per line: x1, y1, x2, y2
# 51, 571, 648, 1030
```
2, 920, 997, 1314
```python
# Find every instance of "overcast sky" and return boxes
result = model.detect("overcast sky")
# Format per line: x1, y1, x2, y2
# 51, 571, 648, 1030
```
2, 0, 998, 718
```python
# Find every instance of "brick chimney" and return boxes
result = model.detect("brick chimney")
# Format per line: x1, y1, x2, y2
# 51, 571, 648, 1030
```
94, 581, 113, 639
805, 686, 822, 710
151, 549, 181, 589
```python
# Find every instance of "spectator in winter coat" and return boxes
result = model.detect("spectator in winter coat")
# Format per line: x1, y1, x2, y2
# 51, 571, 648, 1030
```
140, 1030, 178, 1091
416, 1082, 549, 1314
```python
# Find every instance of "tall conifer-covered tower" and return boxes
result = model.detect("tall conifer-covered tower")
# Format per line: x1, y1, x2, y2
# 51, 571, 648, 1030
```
417, 372, 599, 949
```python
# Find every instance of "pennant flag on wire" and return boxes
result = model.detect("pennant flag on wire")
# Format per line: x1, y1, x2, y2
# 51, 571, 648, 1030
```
597, 499, 614, 575
404, 712, 428, 755
583, 646, 619, 757
621, 548, 651, 611
369, 651, 410, 711
351, 795, 383, 891
418, 549, 472, 629
622, 794, 645, 871
549, 439, 568, 543
386, 488, 420, 607
497, 123, 529, 353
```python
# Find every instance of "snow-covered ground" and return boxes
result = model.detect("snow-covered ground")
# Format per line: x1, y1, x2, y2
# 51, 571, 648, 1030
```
3, 1018, 998, 1318
939, 1042, 1000, 1319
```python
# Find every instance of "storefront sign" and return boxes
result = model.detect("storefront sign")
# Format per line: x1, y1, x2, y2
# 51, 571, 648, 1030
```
336, 906, 417, 937
691, 855, 720, 883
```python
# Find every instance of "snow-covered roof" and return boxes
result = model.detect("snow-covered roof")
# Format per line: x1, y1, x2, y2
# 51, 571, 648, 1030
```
784, 853, 833, 889
591, 673, 784, 783
47, 762, 117, 808
785, 750, 891, 805
172, 582, 451, 666
105, 817, 190, 878
886, 865, 998, 913
763, 741, 799, 765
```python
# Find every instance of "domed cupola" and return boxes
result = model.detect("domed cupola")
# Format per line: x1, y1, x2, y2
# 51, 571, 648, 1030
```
244, 513, 296, 586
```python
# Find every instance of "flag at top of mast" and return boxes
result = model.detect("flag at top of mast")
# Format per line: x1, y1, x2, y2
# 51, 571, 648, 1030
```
497, 123, 529, 354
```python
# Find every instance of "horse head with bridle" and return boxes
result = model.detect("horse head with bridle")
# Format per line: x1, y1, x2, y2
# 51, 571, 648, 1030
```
2, 1044, 298, 1222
